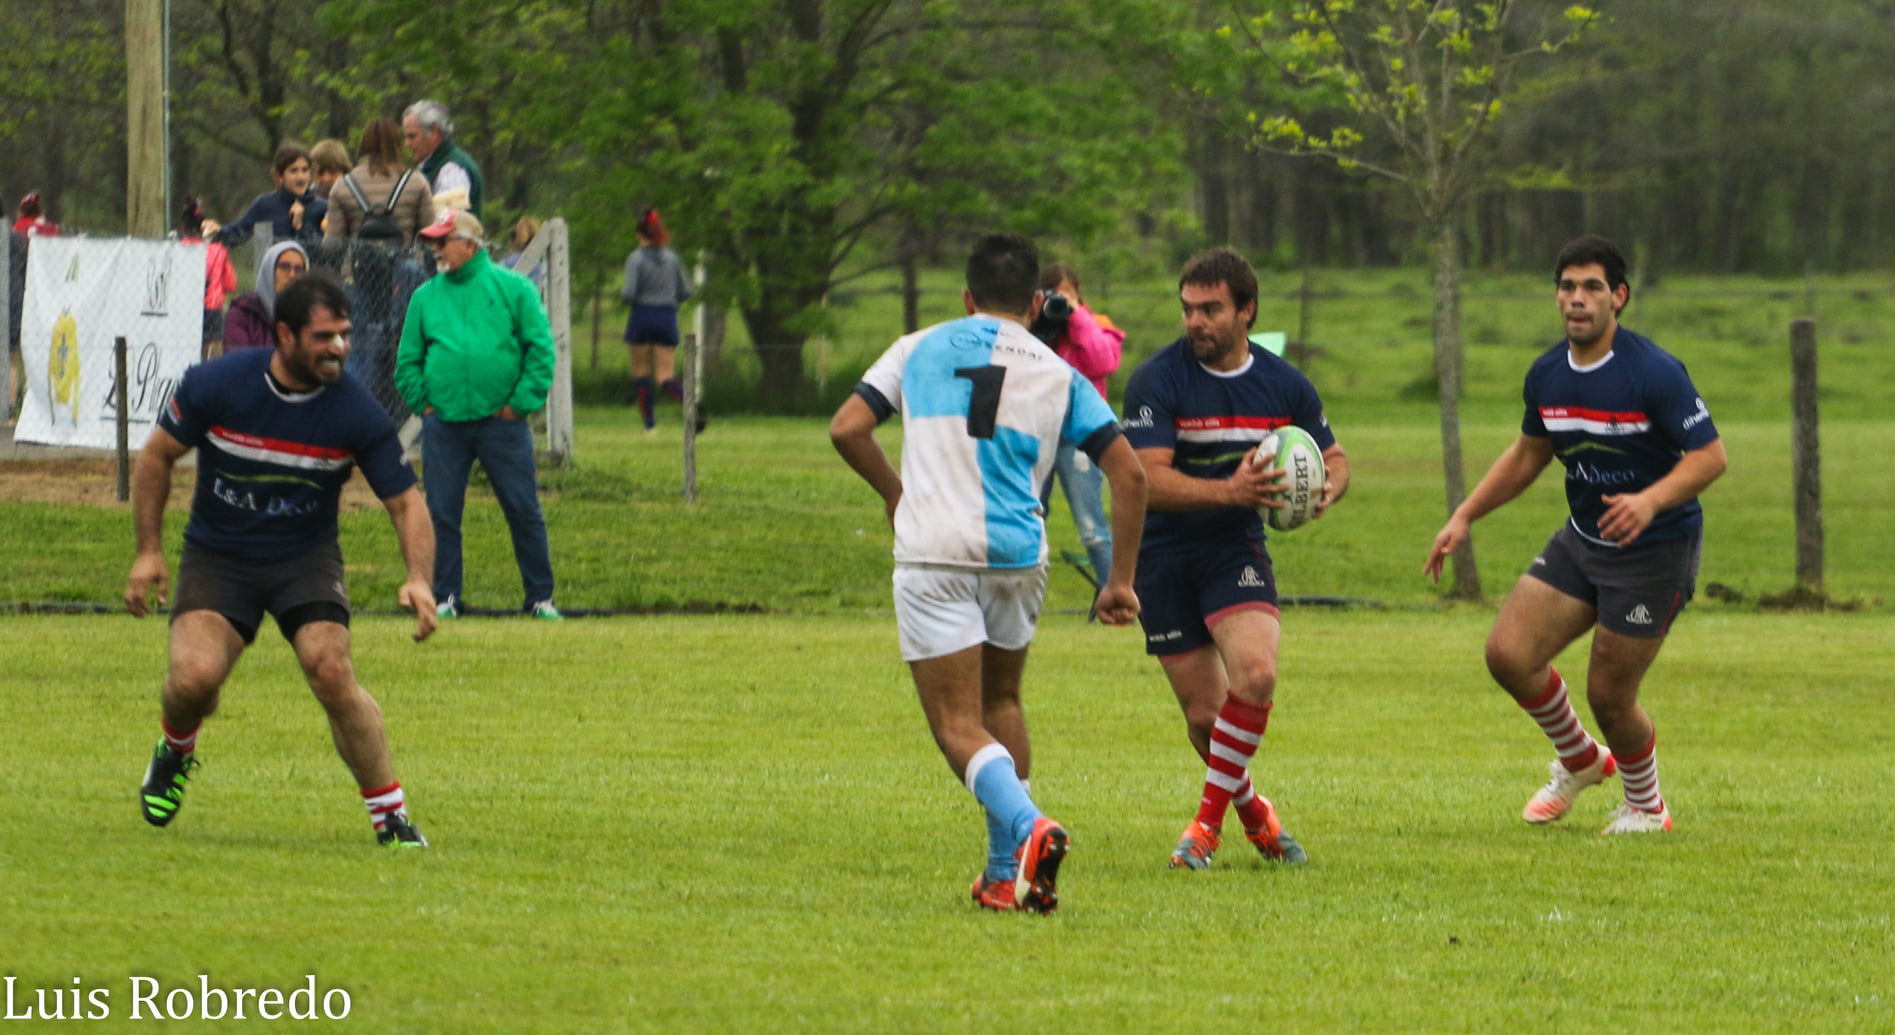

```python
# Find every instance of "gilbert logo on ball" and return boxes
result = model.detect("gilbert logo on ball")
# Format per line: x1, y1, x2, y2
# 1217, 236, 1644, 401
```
1253, 426, 1326, 532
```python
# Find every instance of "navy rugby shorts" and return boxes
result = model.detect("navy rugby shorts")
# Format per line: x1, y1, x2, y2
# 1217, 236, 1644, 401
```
623, 304, 681, 347
1134, 537, 1279, 657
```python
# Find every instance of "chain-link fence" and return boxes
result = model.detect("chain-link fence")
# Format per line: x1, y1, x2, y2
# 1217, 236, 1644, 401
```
311, 235, 435, 425
240, 222, 573, 462
5, 219, 572, 465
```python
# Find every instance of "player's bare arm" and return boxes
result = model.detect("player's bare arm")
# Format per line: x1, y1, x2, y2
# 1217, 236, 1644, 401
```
1314, 444, 1351, 517
1425, 434, 1554, 581
126, 427, 191, 616
1093, 436, 1148, 627
1135, 446, 1287, 513
381, 487, 439, 642
829, 394, 903, 527
1598, 438, 1728, 547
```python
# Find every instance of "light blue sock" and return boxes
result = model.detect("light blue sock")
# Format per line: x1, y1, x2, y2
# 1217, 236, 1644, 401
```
983, 807, 1014, 881
967, 743, 1041, 882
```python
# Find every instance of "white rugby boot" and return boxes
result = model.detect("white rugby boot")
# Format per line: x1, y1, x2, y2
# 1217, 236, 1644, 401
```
1522, 750, 1616, 824
1600, 801, 1673, 835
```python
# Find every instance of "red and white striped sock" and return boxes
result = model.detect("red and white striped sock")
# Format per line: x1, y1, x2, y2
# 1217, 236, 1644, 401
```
1232, 779, 1274, 832
1617, 734, 1664, 812
1519, 669, 1603, 771
362, 782, 407, 832
162, 716, 200, 755
1194, 698, 1272, 830
1190, 741, 1269, 829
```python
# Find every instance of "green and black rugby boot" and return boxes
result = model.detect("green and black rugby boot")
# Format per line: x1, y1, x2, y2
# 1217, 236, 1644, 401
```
140, 742, 199, 827
377, 814, 430, 849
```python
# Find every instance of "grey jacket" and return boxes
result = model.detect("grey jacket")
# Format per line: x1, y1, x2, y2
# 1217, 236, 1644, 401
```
621, 245, 693, 308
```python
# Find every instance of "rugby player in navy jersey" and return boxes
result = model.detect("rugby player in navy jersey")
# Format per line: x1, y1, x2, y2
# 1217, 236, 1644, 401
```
1426, 236, 1726, 835
125, 271, 439, 847
1122, 247, 1350, 871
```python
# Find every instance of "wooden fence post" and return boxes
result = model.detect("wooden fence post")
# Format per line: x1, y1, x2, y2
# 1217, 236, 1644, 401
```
115, 337, 131, 502
682, 332, 699, 504
1789, 318, 1823, 592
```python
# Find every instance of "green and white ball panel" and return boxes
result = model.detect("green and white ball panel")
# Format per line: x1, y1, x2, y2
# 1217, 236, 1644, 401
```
1254, 426, 1326, 531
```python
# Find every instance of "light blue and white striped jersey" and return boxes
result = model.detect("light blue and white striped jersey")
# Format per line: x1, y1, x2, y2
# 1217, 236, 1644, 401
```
856, 314, 1122, 570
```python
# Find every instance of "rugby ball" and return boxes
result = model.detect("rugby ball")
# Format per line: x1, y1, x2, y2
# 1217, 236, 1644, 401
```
1253, 426, 1326, 532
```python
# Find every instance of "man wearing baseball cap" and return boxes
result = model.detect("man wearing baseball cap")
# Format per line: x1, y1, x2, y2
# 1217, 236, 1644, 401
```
396, 207, 562, 620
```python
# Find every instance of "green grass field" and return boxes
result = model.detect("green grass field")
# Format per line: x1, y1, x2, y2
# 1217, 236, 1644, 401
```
3, 269, 1891, 1031
4, 610, 1891, 1031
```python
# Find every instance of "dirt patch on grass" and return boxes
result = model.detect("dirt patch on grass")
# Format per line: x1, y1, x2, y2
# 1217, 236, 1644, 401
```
0, 457, 384, 512
0, 458, 145, 508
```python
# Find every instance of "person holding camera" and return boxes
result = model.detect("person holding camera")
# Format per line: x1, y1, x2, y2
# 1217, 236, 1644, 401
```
1030, 261, 1126, 595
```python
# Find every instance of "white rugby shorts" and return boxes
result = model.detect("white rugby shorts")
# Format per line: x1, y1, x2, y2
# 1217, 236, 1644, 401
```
892, 564, 1048, 661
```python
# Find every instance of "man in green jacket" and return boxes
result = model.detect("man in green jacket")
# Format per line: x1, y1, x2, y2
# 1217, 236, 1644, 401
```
396, 209, 560, 619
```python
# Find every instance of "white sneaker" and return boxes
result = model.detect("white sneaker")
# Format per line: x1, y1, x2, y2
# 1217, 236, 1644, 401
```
529, 600, 563, 621
1600, 801, 1673, 835
1522, 750, 1617, 824
435, 594, 461, 619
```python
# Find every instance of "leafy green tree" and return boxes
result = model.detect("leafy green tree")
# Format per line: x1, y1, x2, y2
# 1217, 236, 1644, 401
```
0, 0, 126, 227
538, 0, 1185, 408
1226, 0, 1593, 600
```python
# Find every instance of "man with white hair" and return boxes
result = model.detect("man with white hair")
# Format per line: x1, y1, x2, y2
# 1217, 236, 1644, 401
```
402, 99, 485, 219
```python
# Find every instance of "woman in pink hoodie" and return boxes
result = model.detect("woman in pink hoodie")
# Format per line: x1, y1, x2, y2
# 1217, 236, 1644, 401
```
1033, 261, 1125, 592
180, 198, 238, 357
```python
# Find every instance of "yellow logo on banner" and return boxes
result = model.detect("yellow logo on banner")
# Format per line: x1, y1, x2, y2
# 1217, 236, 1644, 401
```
49, 310, 80, 423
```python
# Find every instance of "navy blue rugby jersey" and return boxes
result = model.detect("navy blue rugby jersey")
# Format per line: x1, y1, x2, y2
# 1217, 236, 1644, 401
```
157, 348, 417, 561
1522, 325, 1719, 547
1122, 338, 1336, 552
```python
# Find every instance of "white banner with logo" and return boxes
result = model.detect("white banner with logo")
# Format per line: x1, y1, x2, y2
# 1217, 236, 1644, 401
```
14, 237, 206, 449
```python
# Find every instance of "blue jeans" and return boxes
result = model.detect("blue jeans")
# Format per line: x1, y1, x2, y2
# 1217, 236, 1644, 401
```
1045, 439, 1113, 586
422, 413, 555, 608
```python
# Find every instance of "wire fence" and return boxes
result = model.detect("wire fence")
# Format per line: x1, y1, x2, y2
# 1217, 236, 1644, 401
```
311, 234, 435, 426
586, 267, 1895, 415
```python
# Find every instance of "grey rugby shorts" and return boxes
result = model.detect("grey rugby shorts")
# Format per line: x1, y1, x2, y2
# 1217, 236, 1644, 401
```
172, 540, 351, 645
1526, 523, 1701, 638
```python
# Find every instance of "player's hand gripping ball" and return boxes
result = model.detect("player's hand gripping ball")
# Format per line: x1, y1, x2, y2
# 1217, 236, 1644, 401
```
1254, 426, 1326, 532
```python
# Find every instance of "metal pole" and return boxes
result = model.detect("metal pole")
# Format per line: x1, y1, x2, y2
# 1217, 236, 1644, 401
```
162, 0, 173, 224
1, 232, 11, 427
116, 337, 131, 501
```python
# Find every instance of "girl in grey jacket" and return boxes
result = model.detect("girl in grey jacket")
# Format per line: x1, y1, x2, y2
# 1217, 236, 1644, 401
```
621, 208, 695, 430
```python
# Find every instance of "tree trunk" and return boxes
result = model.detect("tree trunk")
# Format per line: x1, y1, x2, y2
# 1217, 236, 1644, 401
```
700, 303, 726, 375
740, 212, 833, 410
1431, 219, 1482, 601
1191, 116, 1232, 243
900, 252, 919, 335
743, 301, 810, 412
